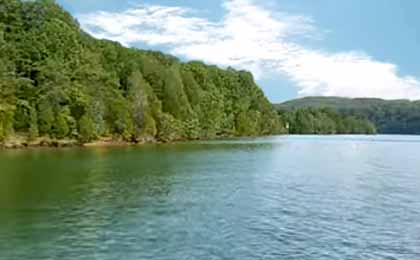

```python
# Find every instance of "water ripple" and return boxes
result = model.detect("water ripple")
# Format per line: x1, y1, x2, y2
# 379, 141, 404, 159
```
0, 135, 420, 259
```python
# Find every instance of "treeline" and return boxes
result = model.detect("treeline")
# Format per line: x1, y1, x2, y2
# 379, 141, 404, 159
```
279, 108, 377, 135
0, 0, 284, 144
278, 97, 420, 134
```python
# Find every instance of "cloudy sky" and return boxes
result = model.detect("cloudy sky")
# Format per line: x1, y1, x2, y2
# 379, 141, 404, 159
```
57, 0, 420, 102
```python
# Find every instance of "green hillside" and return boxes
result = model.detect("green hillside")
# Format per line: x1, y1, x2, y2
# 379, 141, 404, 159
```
279, 107, 376, 135
0, 0, 284, 146
277, 96, 420, 134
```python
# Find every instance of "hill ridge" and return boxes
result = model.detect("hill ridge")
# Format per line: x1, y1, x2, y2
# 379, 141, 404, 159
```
0, 0, 284, 146
276, 96, 420, 134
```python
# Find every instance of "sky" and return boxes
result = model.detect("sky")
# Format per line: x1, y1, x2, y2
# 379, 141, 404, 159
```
57, 0, 420, 102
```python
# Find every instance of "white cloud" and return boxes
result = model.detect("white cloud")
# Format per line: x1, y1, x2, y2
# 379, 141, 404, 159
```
78, 0, 420, 100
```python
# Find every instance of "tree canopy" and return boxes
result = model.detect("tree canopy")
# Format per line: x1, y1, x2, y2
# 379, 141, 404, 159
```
0, 0, 285, 144
279, 107, 376, 135
277, 96, 420, 135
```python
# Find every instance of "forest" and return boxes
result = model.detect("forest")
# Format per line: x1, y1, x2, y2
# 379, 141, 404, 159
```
278, 97, 420, 134
0, 0, 285, 146
0, 0, 382, 148
279, 107, 376, 135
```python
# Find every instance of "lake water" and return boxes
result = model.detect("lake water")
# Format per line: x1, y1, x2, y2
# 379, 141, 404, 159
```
0, 135, 419, 260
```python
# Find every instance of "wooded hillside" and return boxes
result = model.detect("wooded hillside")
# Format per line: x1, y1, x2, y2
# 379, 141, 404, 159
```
0, 0, 284, 144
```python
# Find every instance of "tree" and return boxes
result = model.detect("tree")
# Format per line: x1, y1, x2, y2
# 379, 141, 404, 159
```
0, 105, 14, 141
78, 114, 96, 142
280, 107, 377, 135
0, 0, 283, 145
53, 112, 69, 138
37, 99, 54, 135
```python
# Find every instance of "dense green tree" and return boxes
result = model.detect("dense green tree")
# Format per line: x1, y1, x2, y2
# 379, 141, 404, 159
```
157, 113, 184, 142
37, 97, 54, 135
78, 114, 96, 142
0, 105, 14, 141
53, 111, 69, 139
280, 107, 376, 135
277, 97, 420, 135
0, 0, 283, 145
28, 105, 39, 140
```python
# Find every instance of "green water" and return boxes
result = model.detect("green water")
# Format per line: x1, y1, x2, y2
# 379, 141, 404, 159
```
0, 136, 420, 259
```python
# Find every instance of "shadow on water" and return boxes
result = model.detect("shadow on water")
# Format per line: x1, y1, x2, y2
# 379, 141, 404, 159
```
0, 139, 280, 210
0, 140, 284, 259
0, 146, 180, 257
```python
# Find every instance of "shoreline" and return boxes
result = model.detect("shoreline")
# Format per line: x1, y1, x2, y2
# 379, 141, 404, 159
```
0, 134, 246, 150
0, 136, 160, 150
0, 133, 388, 150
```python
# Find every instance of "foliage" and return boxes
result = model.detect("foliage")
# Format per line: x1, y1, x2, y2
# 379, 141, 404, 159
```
280, 107, 377, 135
0, 0, 283, 143
78, 114, 96, 143
277, 97, 420, 134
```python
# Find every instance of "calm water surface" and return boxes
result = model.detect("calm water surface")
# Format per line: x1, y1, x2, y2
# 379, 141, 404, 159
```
0, 135, 419, 260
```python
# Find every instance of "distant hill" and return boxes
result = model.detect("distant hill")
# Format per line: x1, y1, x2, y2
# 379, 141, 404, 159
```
276, 97, 420, 134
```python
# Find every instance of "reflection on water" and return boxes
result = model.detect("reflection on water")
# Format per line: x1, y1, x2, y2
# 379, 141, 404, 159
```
0, 136, 420, 260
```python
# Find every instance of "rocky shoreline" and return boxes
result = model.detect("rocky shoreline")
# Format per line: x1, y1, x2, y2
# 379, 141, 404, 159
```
0, 136, 158, 150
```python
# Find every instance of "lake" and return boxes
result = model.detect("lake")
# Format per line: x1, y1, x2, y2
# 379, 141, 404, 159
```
0, 135, 419, 260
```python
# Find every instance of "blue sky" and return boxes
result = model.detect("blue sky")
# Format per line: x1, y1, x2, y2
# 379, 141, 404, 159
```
58, 0, 420, 102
